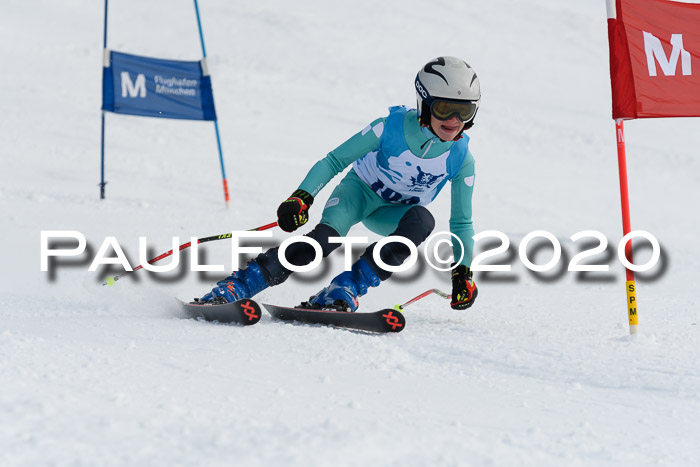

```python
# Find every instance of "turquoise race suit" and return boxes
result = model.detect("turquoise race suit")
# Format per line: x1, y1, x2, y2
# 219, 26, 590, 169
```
243, 104, 476, 292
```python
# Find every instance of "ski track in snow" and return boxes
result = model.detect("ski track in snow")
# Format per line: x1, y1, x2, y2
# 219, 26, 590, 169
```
2, 0, 700, 465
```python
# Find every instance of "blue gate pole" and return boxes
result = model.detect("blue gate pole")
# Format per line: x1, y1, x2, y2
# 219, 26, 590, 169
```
100, 0, 109, 199
194, 0, 230, 207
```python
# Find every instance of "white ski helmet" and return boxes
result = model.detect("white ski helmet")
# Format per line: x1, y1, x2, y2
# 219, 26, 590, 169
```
415, 56, 481, 130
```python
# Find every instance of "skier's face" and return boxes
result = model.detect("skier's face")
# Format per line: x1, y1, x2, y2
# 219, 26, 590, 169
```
431, 114, 464, 141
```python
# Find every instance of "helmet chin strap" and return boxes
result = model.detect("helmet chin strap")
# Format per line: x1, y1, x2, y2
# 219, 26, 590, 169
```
453, 121, 473, 140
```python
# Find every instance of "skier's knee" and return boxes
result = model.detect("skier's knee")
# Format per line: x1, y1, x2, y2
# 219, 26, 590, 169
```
393, 206, 435, 244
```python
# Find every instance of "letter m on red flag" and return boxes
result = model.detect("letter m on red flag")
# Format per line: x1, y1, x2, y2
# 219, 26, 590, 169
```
607, 0, 700, 119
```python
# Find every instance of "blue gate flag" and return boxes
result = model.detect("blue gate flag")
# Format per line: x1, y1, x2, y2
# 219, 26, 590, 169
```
102, 50, 217, 121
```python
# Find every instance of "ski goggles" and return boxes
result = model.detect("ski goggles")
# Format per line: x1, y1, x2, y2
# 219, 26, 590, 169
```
430, 98, 479, 123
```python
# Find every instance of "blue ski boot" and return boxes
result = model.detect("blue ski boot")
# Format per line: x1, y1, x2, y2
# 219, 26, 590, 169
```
305, 258, 381, 311
200, 260, 269, 304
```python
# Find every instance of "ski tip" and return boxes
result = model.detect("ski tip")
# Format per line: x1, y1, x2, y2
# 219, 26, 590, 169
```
180, 298, 262, 325
380, 309, 406, 332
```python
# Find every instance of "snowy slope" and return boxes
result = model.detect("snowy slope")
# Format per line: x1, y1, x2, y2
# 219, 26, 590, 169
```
2, 0, 700, 465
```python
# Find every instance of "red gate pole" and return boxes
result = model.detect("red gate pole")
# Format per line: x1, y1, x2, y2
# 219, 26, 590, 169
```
615, 119, 639, 334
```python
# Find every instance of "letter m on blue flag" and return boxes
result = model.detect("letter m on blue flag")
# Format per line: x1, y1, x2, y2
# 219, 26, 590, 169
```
102, 50, 216, 121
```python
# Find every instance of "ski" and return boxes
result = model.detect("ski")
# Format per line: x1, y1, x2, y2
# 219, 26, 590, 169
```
179, 298, 262, 325
262, 304, 405, 333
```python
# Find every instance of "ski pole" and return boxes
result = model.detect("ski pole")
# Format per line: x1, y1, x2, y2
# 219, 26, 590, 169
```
394, 288, 451, 311
103, 221, 279, 286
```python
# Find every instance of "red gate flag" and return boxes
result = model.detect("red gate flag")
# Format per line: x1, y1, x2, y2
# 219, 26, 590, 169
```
607, 0, 700, 119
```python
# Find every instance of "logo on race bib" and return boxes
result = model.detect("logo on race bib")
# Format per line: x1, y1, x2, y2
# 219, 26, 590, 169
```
409, 166, 444, 190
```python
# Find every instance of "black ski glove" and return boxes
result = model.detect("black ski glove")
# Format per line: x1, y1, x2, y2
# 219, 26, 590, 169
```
450, 265, 478, 310
277, 189, 314, 232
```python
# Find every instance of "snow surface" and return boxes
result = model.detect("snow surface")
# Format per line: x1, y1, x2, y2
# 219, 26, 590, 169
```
2, 0, 700, 465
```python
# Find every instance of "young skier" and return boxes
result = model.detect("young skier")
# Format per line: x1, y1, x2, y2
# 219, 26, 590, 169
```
201, 56, 479, 311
